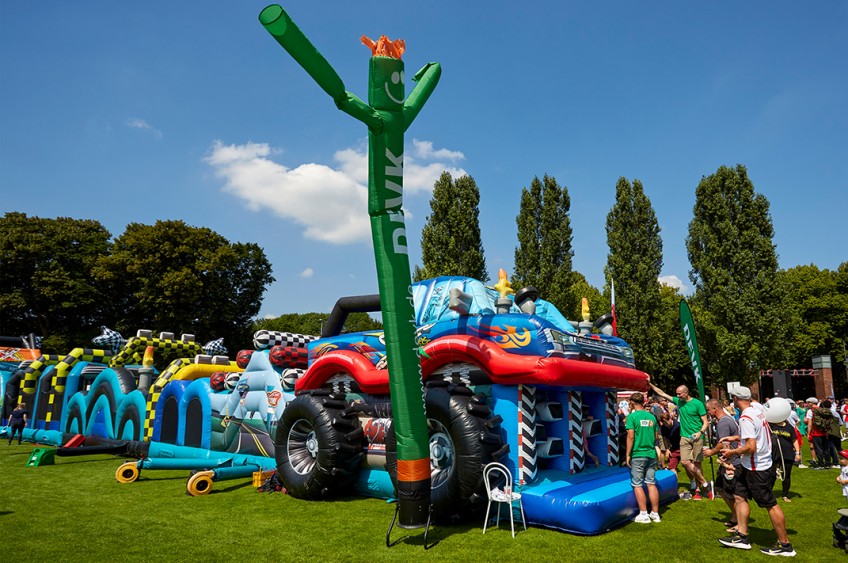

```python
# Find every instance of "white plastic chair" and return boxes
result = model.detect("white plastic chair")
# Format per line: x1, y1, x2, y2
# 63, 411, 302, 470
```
483, 462, 526, 537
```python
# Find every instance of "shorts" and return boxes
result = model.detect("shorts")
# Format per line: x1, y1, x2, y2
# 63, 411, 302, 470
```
630, 457, 657, 487
667, 449, 681, 470
733, 466, 777, 509
716, 465, 738, 498
680, 436, 704, 463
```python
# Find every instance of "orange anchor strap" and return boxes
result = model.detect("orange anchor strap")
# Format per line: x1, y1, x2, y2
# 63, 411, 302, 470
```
397, 457, 430, 481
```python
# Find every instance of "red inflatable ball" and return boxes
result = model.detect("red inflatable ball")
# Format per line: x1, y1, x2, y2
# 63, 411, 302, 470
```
209, 372, 227, 392
236, 349, 254, 368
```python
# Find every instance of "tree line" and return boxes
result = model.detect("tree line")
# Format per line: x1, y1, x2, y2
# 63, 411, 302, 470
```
2, 164, 845, 392
0, 214, 274, 354
413, 165, 847, 391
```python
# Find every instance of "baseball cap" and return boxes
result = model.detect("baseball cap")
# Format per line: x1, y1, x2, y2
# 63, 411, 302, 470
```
730, 386, 752, 400
840, 450, 848, 461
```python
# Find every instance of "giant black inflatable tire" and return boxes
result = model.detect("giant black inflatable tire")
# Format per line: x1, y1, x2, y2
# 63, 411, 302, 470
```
274, 391, 364, 499
386, 382, 506, 523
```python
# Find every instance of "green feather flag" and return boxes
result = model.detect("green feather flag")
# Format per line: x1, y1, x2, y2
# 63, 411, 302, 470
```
679, 299, 704, 399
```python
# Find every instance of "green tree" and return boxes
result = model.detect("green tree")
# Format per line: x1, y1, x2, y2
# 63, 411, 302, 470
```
0, 212, 112, 352
604, 178, 663, 375
513, 174, 573, 313
686, 165, 791, 385
652, 283, 693, 389
568, 271, 604, 321
780, 263, 848, 369
415, 172, 487, 282
254, 311, 382, 336
95, 220, 274, 352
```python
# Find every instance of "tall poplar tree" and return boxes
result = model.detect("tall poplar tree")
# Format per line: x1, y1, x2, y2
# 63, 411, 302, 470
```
415, 171, 488, 282
604, 177, 664, 374
513, 175, 573, 312
686, 165, 790, 384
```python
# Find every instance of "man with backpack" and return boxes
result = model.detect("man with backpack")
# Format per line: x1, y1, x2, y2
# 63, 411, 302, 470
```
812, 400, 840, 468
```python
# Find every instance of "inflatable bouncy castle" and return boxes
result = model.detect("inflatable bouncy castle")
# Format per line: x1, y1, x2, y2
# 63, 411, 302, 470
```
268, 275, 678, 533
2, 275, 676, 533
1, 3, 677, 536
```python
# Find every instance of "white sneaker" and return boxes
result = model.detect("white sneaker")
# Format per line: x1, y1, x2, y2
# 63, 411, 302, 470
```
797, 463, 808, 468
649, 511, 661, 522
634, 512, 651, 524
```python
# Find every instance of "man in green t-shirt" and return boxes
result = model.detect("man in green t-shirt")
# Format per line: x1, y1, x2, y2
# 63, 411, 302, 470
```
626, 392, 661, 523
650, 382, 711, 500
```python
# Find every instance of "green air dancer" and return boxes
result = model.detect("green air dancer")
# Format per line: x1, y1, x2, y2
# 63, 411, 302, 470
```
259, 4, 441, 529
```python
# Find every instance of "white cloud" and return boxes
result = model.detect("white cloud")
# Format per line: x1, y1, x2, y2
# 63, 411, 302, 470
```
658, 275, 688, 293
299, 267, 314, 278
205, 138, 467, 245
332, 141, 467, 195
412, 139, 464, 161
206, 140, 370, 244
126, 117, 162, 139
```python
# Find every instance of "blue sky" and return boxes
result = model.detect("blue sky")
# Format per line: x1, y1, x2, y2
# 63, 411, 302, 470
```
1, 1, 846, 322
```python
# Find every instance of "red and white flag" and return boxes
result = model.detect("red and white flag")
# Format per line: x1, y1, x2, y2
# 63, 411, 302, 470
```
611, 280, 618, 336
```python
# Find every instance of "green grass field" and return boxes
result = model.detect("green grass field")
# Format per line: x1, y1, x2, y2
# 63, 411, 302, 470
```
0, 442, 842, 562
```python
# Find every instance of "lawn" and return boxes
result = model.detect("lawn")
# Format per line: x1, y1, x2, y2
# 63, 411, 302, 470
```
0, 442, 842, 562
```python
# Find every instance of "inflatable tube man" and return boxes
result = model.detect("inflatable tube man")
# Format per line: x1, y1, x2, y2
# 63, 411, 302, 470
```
259, 4, 441, 529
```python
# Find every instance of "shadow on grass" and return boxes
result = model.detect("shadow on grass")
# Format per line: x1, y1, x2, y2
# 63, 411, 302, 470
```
209, 480, 253, 494
387, 521, 484, 550
0, 511, 14, 516
54, 458, 120, 465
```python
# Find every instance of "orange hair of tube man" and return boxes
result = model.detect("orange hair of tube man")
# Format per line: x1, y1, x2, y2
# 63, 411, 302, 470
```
360, 35, 405, 59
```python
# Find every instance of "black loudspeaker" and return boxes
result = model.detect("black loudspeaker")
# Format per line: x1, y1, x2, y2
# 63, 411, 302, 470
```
773, 370, 793, 399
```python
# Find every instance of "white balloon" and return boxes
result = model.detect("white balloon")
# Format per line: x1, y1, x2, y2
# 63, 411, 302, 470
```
764, 397, 792, 423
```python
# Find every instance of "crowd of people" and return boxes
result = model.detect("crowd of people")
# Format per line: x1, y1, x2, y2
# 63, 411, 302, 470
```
619, 382, 848, 558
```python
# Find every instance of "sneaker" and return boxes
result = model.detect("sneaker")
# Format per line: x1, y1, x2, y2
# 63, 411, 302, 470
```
759, 541, 796, 557
833, 465, 841, 469
797, 463, 808, 468
702, 481, 715, 500
649, 511, 661, 522
718, 533, 752, 550
634, 512, 651, 524
680, 491, 693, 500
693, 489, 702, 500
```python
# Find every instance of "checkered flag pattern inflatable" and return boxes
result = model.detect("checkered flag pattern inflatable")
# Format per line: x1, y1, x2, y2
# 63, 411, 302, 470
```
253, 330, 318, 350
92, 326, 126, 353
281, 368, 304, 391
202, 338, 228, 356
269, 345, 309, 369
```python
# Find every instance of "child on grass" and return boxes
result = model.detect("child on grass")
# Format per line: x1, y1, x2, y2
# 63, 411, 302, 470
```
837, 450, 848, 501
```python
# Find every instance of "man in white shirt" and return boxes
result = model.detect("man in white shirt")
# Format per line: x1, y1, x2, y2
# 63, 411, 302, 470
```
717, 386, 796, 557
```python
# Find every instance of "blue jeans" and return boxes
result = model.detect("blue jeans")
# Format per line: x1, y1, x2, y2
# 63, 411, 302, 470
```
630, 456, 657, 487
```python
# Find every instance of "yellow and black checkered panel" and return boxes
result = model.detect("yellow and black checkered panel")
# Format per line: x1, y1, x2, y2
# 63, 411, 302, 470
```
20, 354, 60, 397
111, 336, 203, 367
